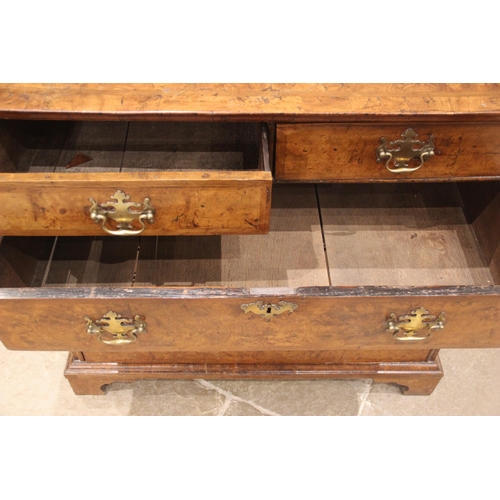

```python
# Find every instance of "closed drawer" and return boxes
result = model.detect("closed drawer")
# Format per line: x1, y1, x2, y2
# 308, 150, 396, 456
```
276, 123, 500, 181
1, 183, 500, 353
0, 121, 271, 235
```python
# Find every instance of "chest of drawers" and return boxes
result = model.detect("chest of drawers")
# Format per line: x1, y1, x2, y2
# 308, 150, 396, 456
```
1, 83, 499, 396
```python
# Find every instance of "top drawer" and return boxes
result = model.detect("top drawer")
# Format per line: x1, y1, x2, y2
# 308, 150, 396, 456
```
276, 123, 500, 181
0, 121, 271, 236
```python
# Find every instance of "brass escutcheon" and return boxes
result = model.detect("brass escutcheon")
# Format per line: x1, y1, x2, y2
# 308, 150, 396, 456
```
85, 310, 147, 345
376, 128, 435, 173
89, 190, 155, 235
241, 301, 298, 321
385, 307, 445, 341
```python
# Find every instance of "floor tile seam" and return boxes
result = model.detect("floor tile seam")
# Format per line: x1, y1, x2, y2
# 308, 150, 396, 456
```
357, 380, 374, 416
194, 379, 280, 416
217, 396, 233, 416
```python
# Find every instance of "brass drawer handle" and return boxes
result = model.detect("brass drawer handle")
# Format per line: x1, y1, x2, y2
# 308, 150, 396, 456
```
85, 310, 147, 345
376, 128, 435, 173
241, 300, 298, 321
385, 307, 445, 341
89, 190, 155, 235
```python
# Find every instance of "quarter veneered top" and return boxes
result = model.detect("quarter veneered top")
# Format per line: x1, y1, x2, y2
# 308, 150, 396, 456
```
0, 83, 499, 121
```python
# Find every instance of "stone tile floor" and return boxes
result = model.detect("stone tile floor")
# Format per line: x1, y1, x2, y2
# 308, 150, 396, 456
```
1, 343, 498, 415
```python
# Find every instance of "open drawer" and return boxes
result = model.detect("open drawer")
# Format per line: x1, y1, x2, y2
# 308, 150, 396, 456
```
0, 120, 271, 236
0, 183, 500, 353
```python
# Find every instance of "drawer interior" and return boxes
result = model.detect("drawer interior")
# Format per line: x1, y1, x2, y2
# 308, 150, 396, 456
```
1, 182, 499, 289
0, 120, 266, 173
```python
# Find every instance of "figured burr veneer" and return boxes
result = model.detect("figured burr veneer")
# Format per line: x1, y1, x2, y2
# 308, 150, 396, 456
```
276, 123, 500, 181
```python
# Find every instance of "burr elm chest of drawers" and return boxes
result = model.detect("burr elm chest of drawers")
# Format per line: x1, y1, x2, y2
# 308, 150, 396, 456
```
0, 83, 499, 396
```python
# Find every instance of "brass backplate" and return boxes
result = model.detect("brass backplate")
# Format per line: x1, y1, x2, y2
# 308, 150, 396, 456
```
386, 307, 445, 341
85, 310, 147, 345
376, 128, 435, 173
89, 190, 155, 235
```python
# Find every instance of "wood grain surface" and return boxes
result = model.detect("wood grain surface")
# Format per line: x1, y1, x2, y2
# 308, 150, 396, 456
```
43, 237, 139, 287
64, 352, 443, 395
55, 121, 128, 172
1, 184, 499, 353
0, 120, 271, 235
1, 84, 499, 122
1, 84, 499, 395
0, 290, 499, 351
81, 349, 434, 364
276, 123, 500, 181
458, 182, 500, 284
318, 183, 495, 286
134, 184, 329, 287
121, 122, 261, 172
0, 171, 271, 236
0, 120, 69, 173
0, 120, 263, 173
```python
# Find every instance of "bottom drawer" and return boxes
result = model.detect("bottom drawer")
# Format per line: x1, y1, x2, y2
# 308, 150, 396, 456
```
1, 183, 500, 352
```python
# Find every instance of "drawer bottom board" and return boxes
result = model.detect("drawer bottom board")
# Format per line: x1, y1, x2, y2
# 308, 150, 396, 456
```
65, 349, 443, 396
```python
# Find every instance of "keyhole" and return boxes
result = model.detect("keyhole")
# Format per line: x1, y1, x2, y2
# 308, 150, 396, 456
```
266, 307, 272, 314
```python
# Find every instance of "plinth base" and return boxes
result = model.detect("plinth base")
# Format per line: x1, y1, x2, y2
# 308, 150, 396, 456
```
64, 352, 444, 396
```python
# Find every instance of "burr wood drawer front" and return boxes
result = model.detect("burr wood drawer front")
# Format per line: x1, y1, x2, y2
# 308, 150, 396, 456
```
275, 123, 500, 181
1, 288, 500, 352
0, 173, 271, 236
0, 121, 272, 236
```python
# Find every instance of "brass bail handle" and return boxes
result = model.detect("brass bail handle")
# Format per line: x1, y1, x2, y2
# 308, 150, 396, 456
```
89, 189, 155, 235
85, 310, 147, 345
385, 307, 445, 341
376, 128, 435, 173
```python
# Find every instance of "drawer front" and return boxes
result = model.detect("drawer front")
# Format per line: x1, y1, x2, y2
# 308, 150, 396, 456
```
0, 171, 271, 235
1, 288, 499, 352
276, 123, 500, 181
0, 121, 272, 236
